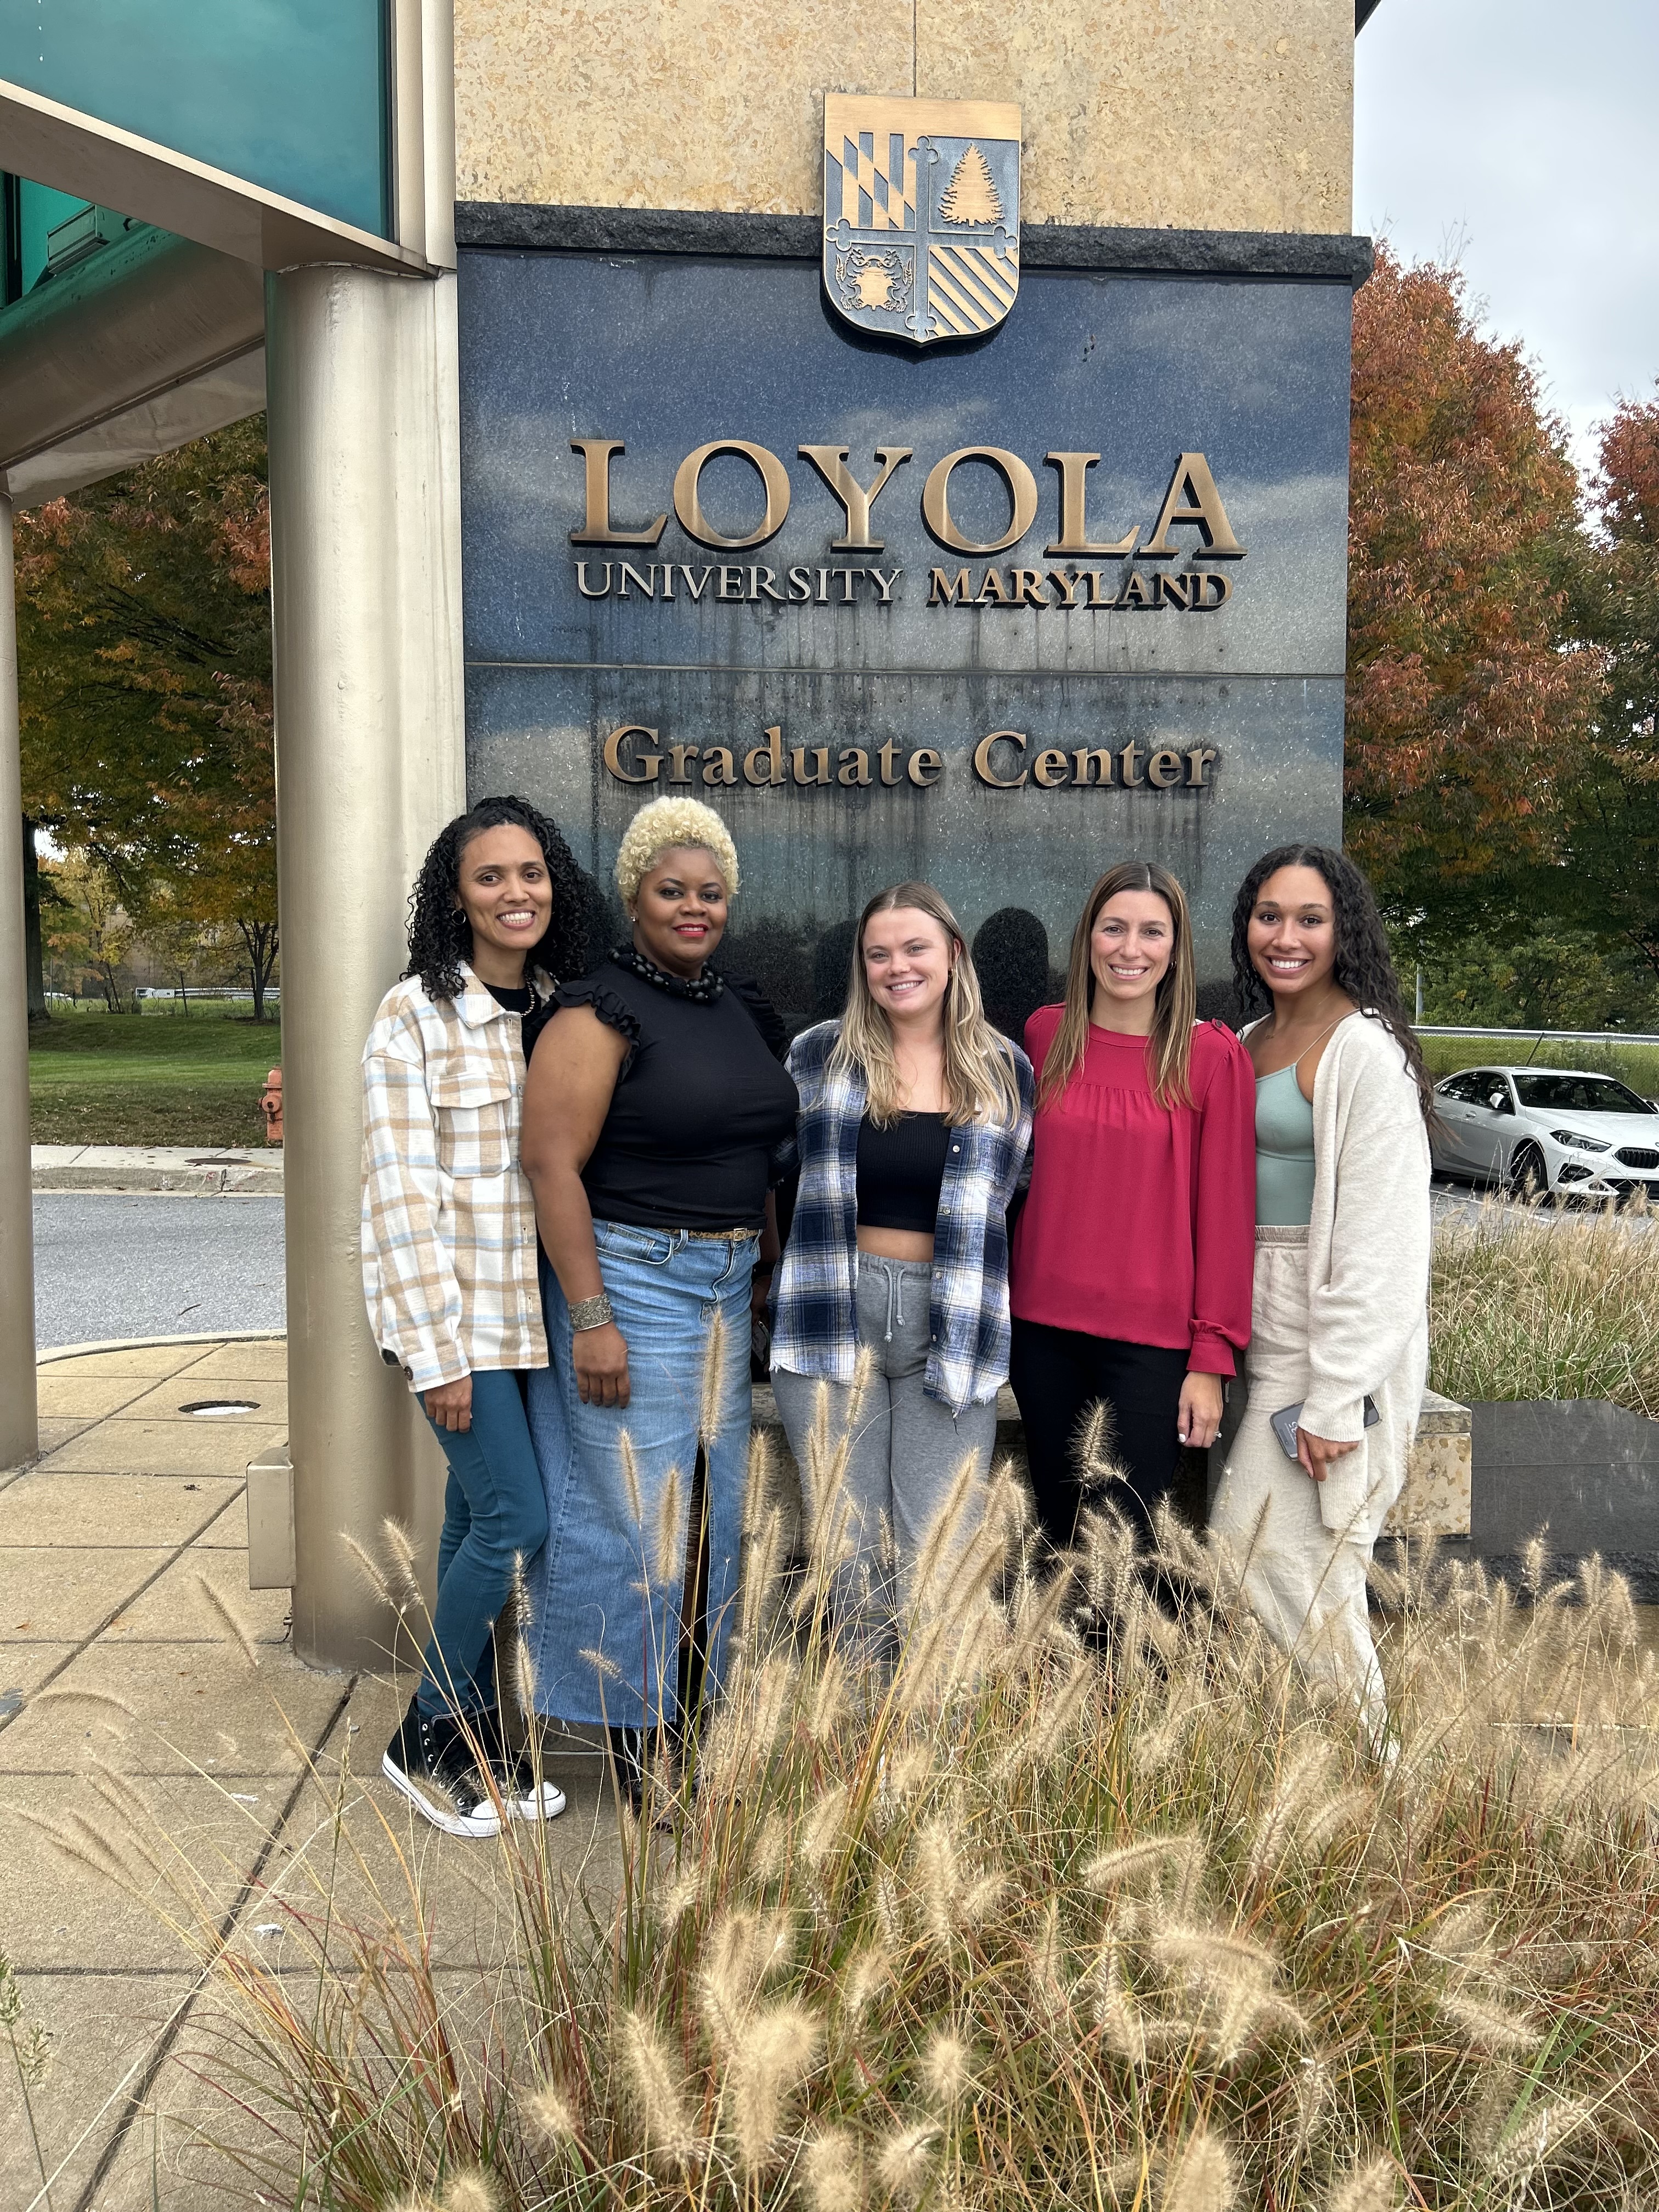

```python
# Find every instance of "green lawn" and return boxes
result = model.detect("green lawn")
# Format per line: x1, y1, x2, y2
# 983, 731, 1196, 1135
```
31, 1009, 1659, 1150
30, 1006, 281, 1147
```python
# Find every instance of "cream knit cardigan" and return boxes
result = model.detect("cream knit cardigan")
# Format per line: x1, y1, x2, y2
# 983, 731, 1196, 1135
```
1244, 1009, 1433, 1534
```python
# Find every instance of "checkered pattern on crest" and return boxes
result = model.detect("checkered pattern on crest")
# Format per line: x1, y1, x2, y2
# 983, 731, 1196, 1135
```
831, 130, 918, 232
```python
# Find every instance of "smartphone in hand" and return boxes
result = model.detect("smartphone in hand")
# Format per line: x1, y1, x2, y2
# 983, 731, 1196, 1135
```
1270, 1396, 1379, 1461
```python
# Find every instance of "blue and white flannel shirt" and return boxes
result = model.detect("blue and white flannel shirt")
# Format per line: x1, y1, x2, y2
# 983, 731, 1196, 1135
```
769, 1022, 1034, 1414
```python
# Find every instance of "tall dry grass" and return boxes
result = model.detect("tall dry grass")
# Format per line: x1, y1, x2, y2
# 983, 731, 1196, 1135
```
1431, 1198, 1659, 1415
35, 1356, 1659, 2209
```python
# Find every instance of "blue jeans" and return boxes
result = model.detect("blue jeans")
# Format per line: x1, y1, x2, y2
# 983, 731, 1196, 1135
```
417, 1368, 550, 1718
525, 1222, 758, 1728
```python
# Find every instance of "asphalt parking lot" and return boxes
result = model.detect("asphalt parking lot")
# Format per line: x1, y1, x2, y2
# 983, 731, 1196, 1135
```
33, 1193, 287, 1350
30, 1182, 1649, 1356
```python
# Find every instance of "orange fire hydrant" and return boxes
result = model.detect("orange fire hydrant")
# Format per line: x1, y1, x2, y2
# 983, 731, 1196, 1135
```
259, 1066, 284, 1145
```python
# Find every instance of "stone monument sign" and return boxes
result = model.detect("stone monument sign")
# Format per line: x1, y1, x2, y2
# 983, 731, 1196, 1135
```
460, 97, 1360, 1030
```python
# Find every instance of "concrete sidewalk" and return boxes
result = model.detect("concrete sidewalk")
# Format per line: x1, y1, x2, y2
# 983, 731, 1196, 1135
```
0, 1338, 606, 2212
31, 1146, 285, 1196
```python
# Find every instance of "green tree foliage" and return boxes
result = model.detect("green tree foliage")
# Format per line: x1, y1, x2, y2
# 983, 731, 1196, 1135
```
41, 850, 135, 1011
1411, 923, 1659, 1032
15, 418, 278, 1015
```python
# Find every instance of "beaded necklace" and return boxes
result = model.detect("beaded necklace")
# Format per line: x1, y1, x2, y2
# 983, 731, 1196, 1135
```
611, 940, 724, 1005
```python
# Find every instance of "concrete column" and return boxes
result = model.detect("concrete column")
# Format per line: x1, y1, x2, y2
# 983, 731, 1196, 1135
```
0, 498, 37, 1466
266, 266, 465, 1670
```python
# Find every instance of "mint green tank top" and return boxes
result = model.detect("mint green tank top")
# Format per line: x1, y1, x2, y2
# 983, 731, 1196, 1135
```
1255, 1063, 1316, 1226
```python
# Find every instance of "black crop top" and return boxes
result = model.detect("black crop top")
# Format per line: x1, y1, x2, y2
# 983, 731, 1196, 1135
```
855, 1111, 950, 1234
549, 955, 798, 1233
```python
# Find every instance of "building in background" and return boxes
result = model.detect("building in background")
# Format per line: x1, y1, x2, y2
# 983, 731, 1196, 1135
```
0, 0, 1377, 1663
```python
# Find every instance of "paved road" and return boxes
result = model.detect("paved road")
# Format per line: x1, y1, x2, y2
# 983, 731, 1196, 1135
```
33, 1192, 286, 1350
28, 1181, 1644, 1353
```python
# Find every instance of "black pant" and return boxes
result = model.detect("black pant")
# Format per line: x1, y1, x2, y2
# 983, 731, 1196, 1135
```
1009, 1318, 1192, 1550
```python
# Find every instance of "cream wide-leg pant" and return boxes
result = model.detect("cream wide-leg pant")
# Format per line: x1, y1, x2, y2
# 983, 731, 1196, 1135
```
1210, 1225, 1422, 1742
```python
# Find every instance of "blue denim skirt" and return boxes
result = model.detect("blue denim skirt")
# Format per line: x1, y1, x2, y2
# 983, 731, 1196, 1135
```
524, 1221, 758, 1728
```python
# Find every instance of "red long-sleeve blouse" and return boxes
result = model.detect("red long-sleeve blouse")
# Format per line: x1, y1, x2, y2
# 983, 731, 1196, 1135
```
1009, 1006, 1256, 1374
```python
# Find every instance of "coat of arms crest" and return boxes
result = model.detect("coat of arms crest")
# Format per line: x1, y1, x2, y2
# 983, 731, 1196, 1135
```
823, 94, 1021, 347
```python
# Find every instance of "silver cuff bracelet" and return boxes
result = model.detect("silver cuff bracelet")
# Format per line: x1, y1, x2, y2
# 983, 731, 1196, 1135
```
569, 1292, 614, 1333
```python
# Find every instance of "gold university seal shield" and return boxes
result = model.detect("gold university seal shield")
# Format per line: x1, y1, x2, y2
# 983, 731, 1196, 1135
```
823, 94, 1021, 347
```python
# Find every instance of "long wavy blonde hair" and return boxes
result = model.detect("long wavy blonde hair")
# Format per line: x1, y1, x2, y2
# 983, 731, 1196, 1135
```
1037, 861, 1197, 1111
830, 883, 1023, 1128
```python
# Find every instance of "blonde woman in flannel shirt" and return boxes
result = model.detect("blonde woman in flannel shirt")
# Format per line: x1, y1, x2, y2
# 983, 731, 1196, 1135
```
770, 883, 1033, 1663
362, 795, 591, 1837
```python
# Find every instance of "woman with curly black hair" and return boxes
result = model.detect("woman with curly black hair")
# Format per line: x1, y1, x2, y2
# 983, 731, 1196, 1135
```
362, 794, 590, 1836
403, 793, 593, 1016
1209, 843, 1432, 1749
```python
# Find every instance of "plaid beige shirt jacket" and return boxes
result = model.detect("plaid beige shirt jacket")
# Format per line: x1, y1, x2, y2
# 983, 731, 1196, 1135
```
360, 968, 550, 1391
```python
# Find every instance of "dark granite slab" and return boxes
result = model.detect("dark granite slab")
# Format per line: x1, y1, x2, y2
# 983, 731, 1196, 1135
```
458, 244, 1353, 1015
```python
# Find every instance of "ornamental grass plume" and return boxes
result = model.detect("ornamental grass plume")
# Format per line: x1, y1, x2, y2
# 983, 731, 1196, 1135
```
440, 2171, 499, 2212
802, 2123, 865, 2212
725, 1999, 821, 2175
614, 2007, 701, 2172
653, 1460, 684, 1589
1164, 2126, 1237, 2212
874, 2118, 940, 2202
699, 1305, 729, 1449
1326, 2156, 1398, 2212
1431, 1192, 1659, 1414
52, 1377, 1659, 2210
919, 2025, 973, 2110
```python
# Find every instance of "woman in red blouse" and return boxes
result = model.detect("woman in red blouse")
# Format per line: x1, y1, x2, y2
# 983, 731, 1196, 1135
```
1009, 860, 1255, 1551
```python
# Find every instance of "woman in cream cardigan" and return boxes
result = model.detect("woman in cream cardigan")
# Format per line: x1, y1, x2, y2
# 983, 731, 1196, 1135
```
1209, 843, 1433, 1745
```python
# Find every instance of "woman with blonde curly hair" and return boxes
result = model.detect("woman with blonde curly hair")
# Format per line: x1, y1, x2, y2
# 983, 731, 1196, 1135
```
519, 798, 797, 1808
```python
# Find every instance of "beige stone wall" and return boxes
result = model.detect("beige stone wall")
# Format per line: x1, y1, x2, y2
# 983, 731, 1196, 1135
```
455, 0, 1353, 235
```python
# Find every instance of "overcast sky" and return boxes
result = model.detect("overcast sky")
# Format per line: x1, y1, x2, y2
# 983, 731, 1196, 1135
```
1354, 0, 1659, 484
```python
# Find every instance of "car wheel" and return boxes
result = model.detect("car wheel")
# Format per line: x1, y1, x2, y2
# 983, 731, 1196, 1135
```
1508, 1141, 1548, 1203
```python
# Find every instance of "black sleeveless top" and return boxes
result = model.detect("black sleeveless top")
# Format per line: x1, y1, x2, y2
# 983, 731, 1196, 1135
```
549, 955, 798, 1232
855, 1111, 950, 1234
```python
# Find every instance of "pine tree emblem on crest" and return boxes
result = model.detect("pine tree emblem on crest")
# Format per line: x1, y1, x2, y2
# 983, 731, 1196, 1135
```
939, 146, 1003, 227
822, 95, 1021, 347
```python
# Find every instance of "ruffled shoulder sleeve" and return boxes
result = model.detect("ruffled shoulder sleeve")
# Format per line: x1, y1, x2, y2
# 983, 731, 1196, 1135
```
551, 974, 644, 1046
725, 972, 789, 1060
1192, 1017, 1250, 1090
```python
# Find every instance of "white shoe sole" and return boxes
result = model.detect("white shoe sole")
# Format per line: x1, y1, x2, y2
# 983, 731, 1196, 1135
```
504, 1780, 567, 1821
382, 1748, 503, 1839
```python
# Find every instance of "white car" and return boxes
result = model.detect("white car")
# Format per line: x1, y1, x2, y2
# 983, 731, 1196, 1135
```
1430, 1066, 1659, 1200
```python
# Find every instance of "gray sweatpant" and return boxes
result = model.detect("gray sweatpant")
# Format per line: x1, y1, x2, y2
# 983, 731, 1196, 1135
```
771, 1253, 999, 1657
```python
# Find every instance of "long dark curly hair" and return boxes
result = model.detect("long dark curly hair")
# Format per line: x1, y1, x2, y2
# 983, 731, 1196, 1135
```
405, 795, 591, 1001
1229, 843, 1434, 1122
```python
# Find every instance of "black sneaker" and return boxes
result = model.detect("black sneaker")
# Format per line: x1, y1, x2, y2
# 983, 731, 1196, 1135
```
607, 1724, 648, 1817
382, 1697, 504, 1838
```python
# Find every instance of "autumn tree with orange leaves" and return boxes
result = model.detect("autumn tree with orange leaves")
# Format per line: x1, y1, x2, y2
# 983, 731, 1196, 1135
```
1345, 246, 1602, 951
15, 419, 278, 1013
